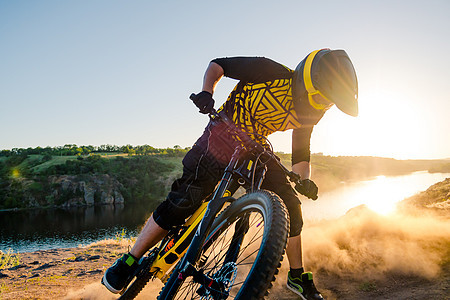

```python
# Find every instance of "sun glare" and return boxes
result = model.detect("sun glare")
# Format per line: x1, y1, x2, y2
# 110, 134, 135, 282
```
361, 175, 406, 215
310, 88, 427, 159
356, 90, 424, 159
270, 87, 429, 160
365, 199, 397, 215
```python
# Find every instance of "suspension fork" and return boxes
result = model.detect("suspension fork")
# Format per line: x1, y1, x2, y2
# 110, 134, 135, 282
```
221, 152, 267, 271
222, 212, 249, 270
198, 146, 266, 269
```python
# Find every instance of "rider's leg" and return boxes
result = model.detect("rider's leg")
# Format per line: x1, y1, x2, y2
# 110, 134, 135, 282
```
101, 148, 221, 294
285, 217, 324, 300
261, 162, 323, 299
129, 214, 168, 259
260, 159, 305, 262
102, 121, 236, 293
286, 234, 303, 269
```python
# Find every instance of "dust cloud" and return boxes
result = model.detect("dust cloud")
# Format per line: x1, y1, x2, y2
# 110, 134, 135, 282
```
64, 280, 164, 300
301, 205, 450, 280
69, 206, 449, 299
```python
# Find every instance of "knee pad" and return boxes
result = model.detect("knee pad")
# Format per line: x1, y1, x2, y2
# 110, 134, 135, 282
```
288, 209, 303, 237
276, 186, 304, 237
153, 185, 204, 230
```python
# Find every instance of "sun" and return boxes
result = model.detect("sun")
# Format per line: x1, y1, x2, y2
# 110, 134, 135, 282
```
361, 175, 403, 215
365, 197, 397, 215
308, 88, 427, 159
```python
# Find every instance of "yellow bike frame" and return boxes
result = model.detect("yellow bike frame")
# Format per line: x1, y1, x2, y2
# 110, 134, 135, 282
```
149, 201, 209, 282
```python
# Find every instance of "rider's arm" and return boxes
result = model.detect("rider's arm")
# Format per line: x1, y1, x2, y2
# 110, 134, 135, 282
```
202, 62, 224, 94
291, 126, 314, 180
292, 161, 311, 180
211, 57, 292, 83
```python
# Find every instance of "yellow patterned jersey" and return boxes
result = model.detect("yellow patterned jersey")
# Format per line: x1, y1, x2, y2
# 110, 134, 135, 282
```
218, 78, 301, 140
212, 57, 322, 163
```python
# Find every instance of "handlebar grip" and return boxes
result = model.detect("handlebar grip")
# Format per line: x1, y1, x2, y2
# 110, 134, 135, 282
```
294, 179, 318, 201
190, 92, 219, 116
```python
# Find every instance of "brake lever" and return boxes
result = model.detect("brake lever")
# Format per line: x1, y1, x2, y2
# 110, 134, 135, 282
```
287, 171, 301, 183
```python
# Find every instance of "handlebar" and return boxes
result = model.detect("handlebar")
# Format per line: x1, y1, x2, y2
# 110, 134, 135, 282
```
189, 93, 265, 153
189, 93, 316, 200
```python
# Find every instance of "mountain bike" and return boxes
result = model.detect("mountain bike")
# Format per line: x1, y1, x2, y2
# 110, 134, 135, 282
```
115, 98, 314, 300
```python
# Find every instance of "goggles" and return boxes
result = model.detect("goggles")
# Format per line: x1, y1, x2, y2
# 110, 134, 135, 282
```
303, 49, 334, 111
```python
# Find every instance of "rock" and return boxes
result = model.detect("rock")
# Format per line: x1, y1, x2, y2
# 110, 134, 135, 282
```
17, 174, 126, 209
33, 263, 56, 271
87, 255, 101, 261
83, 184, 96, 206
9, 264, 28, 270
74, 256, 85, 262
77, 271, 87, 277
114, 190, 125, 204
101, 191, 115, 204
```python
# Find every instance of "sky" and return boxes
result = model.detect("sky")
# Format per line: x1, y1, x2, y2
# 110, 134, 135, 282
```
1, 0, 449, 160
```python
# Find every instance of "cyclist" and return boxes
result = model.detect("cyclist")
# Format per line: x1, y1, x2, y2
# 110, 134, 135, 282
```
102, 49, 358, 300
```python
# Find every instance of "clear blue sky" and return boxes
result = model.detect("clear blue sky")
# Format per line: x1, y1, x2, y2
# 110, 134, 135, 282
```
1, 0, 449, 159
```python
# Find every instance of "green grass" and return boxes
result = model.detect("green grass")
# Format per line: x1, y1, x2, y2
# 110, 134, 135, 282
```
31, 155, 78, 173
30, 153, 182, 175
97, 152, 128, 158
153, 156, 183, 182
8, 152, 183, 175
154, 156, 183, 167
114, 229, 136, 244
18, 154, 43, 167
114, 228, 127, 242
0, 248, 21, 270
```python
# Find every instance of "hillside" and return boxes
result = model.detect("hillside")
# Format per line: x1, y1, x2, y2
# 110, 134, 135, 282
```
1, 145, 449, 210
398, 177, 450, 212
0, 152, 184, 210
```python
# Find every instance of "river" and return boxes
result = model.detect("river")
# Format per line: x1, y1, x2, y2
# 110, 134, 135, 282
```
1, 171, 448, 253
302, 171, 450, 220
0, 202, 159, 253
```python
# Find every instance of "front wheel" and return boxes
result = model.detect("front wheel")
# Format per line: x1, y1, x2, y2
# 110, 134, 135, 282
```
158, 190, 289, 300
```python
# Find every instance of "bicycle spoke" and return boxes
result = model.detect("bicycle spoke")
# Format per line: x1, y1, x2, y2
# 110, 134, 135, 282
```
163, 191, 288, 300
194, 212, 264, 297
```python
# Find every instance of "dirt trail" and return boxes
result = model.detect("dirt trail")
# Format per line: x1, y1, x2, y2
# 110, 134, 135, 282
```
2, 181, 450, 300
1, 227, 448, 299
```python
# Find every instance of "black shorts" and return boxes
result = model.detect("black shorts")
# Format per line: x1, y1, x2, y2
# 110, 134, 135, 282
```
153, 121, 303, 237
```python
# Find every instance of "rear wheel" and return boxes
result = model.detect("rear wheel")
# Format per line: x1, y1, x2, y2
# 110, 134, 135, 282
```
158, 190, 289, 300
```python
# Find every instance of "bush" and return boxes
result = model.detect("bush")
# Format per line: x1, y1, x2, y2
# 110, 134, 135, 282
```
0, 249, 20, 269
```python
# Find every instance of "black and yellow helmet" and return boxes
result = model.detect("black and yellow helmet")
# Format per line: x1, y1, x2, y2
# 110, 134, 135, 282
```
293, 49, 358, 117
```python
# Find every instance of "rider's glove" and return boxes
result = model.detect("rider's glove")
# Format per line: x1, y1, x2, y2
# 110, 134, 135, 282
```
295, 179, 318, 200
191, 91, 215, 114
